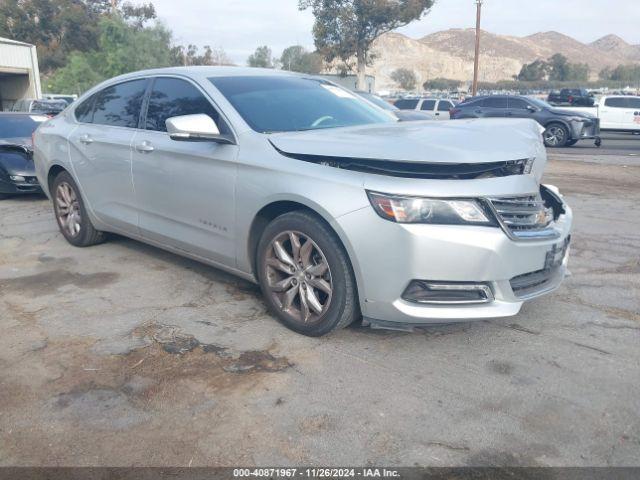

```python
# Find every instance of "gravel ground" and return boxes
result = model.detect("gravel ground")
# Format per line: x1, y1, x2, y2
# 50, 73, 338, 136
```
0, 154, 638, 467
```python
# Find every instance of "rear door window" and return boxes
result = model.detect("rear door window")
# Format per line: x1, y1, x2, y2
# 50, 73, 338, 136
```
420, 100, 436, 111
508, 98, 530, 110
483, 97, 508, 108
625, 97, 640, 109
394, 99, 419, 110
144, 77, 224, 133
604, 97, 628, 108
437, 101, 452, 111
92, 79, 148, 128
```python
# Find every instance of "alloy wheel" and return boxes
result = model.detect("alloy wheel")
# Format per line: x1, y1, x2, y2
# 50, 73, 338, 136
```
544, 126, 566, 147
55, 182, 82, 237
264, 231, 333, 325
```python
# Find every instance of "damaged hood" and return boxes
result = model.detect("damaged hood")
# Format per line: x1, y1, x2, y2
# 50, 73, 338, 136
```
269, 118, 543, 165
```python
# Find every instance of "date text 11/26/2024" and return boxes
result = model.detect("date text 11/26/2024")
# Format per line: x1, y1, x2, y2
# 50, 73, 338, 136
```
233, 468, 400, 478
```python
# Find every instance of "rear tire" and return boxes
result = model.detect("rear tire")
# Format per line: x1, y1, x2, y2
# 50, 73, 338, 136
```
566, 139, 578, 146
543, 123, 569, 148
256, 211, 358, 337
51, 171, 106, 247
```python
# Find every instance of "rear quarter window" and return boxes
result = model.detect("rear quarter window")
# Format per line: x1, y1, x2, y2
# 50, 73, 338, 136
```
394, 99, 419, 110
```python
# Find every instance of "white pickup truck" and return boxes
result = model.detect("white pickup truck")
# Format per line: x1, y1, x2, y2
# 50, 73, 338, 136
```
556, 95, 640, 132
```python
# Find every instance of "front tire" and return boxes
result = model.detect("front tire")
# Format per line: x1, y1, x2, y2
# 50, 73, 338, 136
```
543, 123, 569, 147
52, 171, 106, 247
256, 211, 358, 336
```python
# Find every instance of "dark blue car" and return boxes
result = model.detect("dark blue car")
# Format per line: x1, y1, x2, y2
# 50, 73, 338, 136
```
0, 113, 47, 198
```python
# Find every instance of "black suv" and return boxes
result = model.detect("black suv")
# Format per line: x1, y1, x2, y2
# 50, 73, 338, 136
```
450, 95, 601, 147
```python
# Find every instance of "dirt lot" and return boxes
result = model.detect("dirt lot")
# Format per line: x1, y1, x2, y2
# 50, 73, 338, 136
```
0, 154, 639, 467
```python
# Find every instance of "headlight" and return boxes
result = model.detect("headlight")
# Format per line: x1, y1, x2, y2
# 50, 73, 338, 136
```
367, 191, 497, 225
9, 175, 26, 182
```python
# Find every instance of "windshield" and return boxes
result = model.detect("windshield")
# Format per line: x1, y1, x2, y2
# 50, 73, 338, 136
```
527, 97, 552, 109
357, 92, 398, 112
209, 76, 394, 133
0, 115, 46, 140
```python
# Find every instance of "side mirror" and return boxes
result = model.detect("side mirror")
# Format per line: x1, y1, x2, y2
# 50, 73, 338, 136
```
165, 114, 234, 144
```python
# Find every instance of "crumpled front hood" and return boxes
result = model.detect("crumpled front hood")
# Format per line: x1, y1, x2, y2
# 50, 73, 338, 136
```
269, 118, 543, 165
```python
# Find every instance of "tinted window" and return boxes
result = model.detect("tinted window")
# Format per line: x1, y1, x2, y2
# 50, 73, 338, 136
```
92, 79, 148, 128
420, 100, 436, 111
394, 99, 419, 110
74, 94, 97, 123
483, 97, 508, 108
437, 101, 452, 111
209, 76, 393, 133
0, 115, 46, 139
604, 97, 627, 108
509, 98, 530, 110
460, 98, 481, 107
145, 77, 225, 133
625, 97, 640, 109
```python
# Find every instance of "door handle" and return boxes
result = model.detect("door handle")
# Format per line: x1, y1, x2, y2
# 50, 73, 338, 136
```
435, 112, 440, 116
79, 134, 93, 145
135, 141, 154, 153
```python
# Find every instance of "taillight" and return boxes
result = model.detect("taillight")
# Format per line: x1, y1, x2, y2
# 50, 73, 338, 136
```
450, 108, 460, 117
31, 131, 36, 147
568, 95, 574, 103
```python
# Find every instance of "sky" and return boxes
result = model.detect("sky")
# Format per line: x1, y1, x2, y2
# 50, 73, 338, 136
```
149, 0, 640, 64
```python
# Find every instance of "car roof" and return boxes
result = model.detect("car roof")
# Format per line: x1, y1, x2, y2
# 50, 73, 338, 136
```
108, 66, 306, 84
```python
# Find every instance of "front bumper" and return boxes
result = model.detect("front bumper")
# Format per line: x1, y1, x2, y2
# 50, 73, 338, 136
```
337, 195, 572, 327
0, 172, 43, 195
569, 117, 600, 140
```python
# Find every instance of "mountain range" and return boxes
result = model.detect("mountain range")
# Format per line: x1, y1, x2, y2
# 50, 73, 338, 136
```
369, 29, 640, 90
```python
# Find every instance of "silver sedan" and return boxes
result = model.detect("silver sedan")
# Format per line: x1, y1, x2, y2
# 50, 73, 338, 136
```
34, 67, 572, 336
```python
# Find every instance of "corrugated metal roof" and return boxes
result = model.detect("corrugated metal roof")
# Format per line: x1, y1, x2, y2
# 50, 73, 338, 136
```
0, 36, 34, 48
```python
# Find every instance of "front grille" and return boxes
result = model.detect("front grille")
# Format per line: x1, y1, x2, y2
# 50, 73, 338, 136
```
489, 193, 554, 238
510, 267, 558, 298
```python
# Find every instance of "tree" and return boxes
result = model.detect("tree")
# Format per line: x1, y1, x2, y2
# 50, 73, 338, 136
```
300, 0, 434, 89
423, 78, 462, 91
247, 45, 274, 68
47, 15, 175, 94
517, 59, 549, 81
172, 45, 233, 66
0, 0, 156, 73
280, 45, 323, 74
390, 68, 416, 90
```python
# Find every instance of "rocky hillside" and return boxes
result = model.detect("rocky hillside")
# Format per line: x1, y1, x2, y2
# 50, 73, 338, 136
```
369, 29, 640, 90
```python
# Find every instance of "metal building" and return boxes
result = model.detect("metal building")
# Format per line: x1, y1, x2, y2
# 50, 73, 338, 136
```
0, 37, 41, 111
316, 73, 376, 93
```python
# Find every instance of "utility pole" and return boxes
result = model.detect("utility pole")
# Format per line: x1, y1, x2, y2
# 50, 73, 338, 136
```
472, 0, 483, 96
